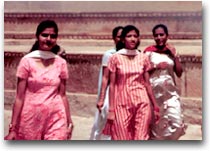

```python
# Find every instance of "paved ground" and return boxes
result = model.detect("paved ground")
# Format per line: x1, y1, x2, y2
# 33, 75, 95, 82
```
4, 109, 202, 140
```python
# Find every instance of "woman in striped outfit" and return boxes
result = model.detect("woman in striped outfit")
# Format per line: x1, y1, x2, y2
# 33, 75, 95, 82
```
101, 25, 159, 140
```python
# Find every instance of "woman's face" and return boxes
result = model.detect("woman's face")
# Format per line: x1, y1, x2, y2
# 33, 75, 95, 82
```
38, 27, 57, 51
153, 27, 168, 47
124, 30, 139, 50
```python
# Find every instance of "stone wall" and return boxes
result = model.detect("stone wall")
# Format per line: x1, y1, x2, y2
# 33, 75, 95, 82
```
4, 52, 202, 98
4, 9, 202, 97
4, 11, 201, 40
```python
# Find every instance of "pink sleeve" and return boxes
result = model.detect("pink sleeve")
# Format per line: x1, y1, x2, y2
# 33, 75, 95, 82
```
16, 57, 29, 79
108, 55, 117, 73
60, 60, 69, 79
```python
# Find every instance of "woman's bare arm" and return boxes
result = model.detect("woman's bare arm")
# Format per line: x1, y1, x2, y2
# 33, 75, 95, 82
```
5, 78, 27, 140
97, 66, 110, 111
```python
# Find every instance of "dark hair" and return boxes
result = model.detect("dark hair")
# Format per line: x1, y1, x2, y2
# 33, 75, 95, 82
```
35, 20, 58, 38
116, 25, 140, 50
152, 24, 169, 36
30, 20, 61, 55
112, 26, 124, 39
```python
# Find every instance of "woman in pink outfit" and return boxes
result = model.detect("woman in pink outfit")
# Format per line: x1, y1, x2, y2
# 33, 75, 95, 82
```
4, 20, 73, 140
102, 25, 159, 140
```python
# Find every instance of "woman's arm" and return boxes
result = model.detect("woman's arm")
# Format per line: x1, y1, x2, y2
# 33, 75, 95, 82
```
59, 79, 72, 126
5, 78, 27, 140
59, 79, 73, 139
173, 56, 183, 77
165, 43, 183, 77
144, 72, 160, 122
144, 72, 159, 110
97, 66, 110, 112
107, 71, 116, 120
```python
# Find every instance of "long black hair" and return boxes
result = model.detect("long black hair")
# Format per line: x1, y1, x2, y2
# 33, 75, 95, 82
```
112, 26, 124, 39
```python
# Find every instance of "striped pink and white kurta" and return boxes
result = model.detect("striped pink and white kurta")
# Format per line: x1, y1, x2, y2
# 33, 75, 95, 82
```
107, 52, 152, 140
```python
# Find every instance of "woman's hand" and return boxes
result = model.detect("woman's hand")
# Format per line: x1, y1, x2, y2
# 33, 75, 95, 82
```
152, 62, 168, 70
67, 123, 74, 140
102, 110, 115, 136
4, 131, 17, 140
96, 100, 104, 113
107, 110, 115, 121
165, 43, 176, 58
157, 62, 168, 69
153, 105, 160, 124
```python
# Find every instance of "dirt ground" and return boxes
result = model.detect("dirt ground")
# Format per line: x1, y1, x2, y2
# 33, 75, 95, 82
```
4, 109, 202, 140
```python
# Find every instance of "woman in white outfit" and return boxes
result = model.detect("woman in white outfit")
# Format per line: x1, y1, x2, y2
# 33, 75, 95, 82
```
90, 26, 123, 140
144, 24, 186, 140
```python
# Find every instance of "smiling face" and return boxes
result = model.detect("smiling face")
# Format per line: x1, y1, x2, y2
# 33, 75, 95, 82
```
38, 27, 57, 51
153, 27, 168, 47
124, 30, 139, 50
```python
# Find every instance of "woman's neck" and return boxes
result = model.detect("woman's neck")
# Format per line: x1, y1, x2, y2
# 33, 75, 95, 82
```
125, 48, 137, 51
116, 48, 139, 56
156, 45, 165, 50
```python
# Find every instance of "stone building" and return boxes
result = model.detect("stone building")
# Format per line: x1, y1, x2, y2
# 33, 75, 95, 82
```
4, 1, 202, 123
